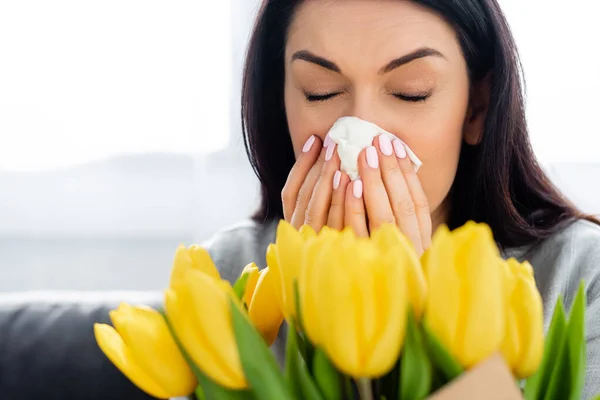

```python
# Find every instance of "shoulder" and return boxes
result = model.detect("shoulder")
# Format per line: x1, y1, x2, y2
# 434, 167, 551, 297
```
201, 219, 278, 283
517, 219, 600, 317
536, 219, 600, 274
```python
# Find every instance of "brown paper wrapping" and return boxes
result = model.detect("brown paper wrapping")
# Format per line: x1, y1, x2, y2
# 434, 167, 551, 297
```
426, 354, 523, 400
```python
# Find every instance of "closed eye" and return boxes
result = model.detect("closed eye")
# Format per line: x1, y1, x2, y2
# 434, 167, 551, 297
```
304, 92, 341, 102
393, 92, 431, 102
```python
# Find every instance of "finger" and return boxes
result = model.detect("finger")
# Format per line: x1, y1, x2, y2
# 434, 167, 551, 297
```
344, 179, 368, 237
357, 145, 396, 231
395, 139, 432, 251
375, 135, 423, 254
305, 142, 341, 232
282, 135, 322, 222
290, 140, 328, 229
327, 170, 350, 230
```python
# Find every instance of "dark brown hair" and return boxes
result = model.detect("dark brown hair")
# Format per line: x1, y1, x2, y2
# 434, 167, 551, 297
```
241, 0, 596, 248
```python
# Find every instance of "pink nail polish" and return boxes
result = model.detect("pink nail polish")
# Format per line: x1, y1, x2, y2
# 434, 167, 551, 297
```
302, 135, 316, 153
366, 146, 379, 169
353, 180, 363, 198
323, 135, 332, 148
325, 143, 336, 161
393, 139, 407, 159
333, 170, 341, 190
379, 134, 393, 156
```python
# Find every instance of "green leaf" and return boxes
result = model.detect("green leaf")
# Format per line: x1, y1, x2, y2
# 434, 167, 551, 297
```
230, 299, 295, 400
313, 348, 343, 400
565, 282, 587, 400
161, 311, 253, 400
285, 321, 325, 400
293, 279, 315, 367
400, 310, 432, 400
423, 323, 463, 382
524, 297, 568, 400
285, 322, 303, 396
297, 354, 326, 400
233, 272, 251, 301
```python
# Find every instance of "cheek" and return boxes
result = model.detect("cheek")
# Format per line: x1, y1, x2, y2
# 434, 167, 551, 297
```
285, 82, 344, 156
406, 91, 468, 212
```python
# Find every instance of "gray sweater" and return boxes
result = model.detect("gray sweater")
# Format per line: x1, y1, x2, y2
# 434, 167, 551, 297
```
203, 219, 600, 399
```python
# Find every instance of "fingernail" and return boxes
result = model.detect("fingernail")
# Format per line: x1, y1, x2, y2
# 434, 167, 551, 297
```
333, 170, 341, 190
379, 134, 393, 156
323, 135, 332, 148
325, 143, 336, 161
302, 135, 316, 153
353, 180, 363, 198
366, 146, 379, 169
393, 139, 407, 158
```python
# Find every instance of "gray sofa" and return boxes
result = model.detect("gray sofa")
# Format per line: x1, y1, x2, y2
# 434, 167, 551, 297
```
0, 291, 163, 400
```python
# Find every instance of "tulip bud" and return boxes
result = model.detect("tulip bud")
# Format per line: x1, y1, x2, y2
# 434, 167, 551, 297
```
94, 304, 197, 398
424, 222, 505, 368
500, 259, 544, 378
247, 267, 285, 346
170, 244, 221, 286
240, 262, 260, 307
371, 223, 427, 318
268, 221, 316, 322
165, 269, 247, 389
300, 226, 408, 378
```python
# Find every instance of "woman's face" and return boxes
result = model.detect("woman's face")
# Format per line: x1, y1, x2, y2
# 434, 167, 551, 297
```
284, 0, 478, 221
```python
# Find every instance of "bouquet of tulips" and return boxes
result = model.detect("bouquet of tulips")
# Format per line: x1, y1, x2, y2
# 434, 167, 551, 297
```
94, 221, 591, 400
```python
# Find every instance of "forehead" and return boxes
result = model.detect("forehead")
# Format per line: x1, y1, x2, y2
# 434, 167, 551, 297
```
286, 0, 463, 68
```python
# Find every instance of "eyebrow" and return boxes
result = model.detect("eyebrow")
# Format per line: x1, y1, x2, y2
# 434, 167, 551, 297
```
291, 47, 446, 74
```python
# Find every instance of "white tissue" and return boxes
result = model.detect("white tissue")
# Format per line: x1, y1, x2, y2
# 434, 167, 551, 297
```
327, 116, 422, 181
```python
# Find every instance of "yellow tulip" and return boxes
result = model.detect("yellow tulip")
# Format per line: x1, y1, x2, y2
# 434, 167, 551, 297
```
500, 258, 544, 378
299, 226, 408, 378
94, 303, 197, 399
165, 268, 247, 390
423, 222, 505, 368
371, 223, 427, 318
170, 244, 221, 285
268, 221, 316, 321
240, 263, 260, 307
247, 267, 285, 346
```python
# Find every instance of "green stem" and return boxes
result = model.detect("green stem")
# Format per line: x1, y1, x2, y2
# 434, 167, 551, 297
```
356, 378, 374, 400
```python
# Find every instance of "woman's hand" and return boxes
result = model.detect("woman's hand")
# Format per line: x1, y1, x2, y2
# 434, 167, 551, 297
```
345, 134, 432, 255
281, 135, 351, 232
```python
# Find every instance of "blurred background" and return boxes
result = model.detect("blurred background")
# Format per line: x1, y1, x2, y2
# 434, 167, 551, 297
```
0, 0, 599, 292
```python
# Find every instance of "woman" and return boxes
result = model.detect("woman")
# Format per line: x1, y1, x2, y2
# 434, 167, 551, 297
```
204, 0, 600, 397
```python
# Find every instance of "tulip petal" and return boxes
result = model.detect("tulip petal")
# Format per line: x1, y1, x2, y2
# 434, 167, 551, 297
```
240, 263, 260, 306
188, 245, 222, 279
365, 250, 408, 377
170, 245, 221, 286
425, 226, 461, 352
177, 272, 247, 388
109, 304, 197, 396
509, 261, 544, 378
276, 221, 308, 320
165, 286, 246, 390
249, 267, 285, 346
373, 225, 427, 319
266, 243, 285, 315
455, 225, 504, 367
321, 250, 362, 377
299, 235, 332, 347
94, 323, 172, 399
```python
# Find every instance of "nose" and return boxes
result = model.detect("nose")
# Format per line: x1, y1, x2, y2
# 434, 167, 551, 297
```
345, 90, 382, 126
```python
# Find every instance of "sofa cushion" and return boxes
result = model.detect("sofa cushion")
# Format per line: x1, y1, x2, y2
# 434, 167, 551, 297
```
0, 291, 163, 400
